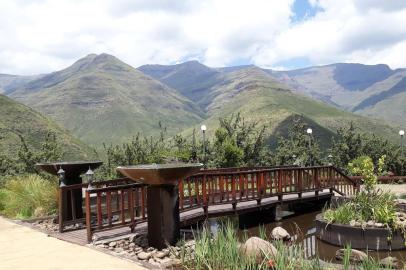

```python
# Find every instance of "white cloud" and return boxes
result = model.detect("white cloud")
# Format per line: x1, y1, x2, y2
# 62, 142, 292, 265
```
0, 0, 404, 74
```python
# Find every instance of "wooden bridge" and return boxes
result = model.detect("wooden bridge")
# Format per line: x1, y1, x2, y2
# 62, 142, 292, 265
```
55, 165, 358, 245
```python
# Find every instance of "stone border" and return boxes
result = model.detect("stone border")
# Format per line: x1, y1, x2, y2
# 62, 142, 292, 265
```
315, 214, 406, 250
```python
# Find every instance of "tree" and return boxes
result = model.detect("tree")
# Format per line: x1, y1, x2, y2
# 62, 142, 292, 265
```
330, 122, 363, 169
210, 113, 271, 168
274, 118, 321, 166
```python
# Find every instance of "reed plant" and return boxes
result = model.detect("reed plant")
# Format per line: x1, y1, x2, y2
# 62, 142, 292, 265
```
0, 174, 58, 218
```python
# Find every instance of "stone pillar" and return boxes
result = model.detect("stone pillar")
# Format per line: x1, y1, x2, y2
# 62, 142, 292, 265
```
147, 185, 180, 249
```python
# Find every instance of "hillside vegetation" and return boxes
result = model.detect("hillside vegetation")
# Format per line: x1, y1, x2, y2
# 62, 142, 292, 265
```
0, 94, 94, 160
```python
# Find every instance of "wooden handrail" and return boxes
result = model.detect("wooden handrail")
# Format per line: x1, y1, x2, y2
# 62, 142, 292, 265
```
57, 165, 359, 242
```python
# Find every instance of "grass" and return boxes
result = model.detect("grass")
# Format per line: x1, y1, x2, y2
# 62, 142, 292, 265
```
0, 174, 58, 218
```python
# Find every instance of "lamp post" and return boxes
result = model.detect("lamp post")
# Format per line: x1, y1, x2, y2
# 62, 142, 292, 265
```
85, 167, 94, 189
292, 154, 297, 165
57, 167, 66, 187
400, 130, 405, 157
201, 125, 207, 168
327, 154, 333, 166
306, 128, 313, 166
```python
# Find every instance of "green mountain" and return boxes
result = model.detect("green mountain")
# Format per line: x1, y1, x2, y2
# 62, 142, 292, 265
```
270, 64, 406, 126
9, 54, 205, 146
0, 94, 94, 160
140, 63, 398, 147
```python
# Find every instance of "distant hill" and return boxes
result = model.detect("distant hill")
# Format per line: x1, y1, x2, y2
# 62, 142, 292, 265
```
269, 64, 406, 126
9, 54, 206, 146
140, 62, 398, 147
0, 74, 39, 95
0, 94, 94, 160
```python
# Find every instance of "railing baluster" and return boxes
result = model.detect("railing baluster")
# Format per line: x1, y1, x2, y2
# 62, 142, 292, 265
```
97, 192, 102, 229
179, 180, 184, 210
120, 190, 125, 224
107, 191, 112, 227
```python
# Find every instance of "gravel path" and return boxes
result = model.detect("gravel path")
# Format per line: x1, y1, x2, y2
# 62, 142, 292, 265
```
0, 216, 147, 270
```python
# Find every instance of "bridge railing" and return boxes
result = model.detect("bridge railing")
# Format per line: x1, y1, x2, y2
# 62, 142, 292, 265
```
82, 165, 358, 241
58, 177, 135, 232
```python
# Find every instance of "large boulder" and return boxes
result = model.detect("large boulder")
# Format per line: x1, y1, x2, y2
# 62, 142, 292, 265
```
271, 226, 291, 241
240, 237, 278, 262
335, 248, 368, 263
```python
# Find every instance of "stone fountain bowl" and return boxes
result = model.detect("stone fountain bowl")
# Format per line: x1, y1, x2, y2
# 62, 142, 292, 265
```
36, 160, 103, 176
116, 163, 203, 185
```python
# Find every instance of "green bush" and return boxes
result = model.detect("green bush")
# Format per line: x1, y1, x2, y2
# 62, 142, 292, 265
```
0, 174, 58, 219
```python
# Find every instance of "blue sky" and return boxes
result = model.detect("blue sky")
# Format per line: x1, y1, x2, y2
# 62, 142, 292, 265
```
0, 0, 405, 74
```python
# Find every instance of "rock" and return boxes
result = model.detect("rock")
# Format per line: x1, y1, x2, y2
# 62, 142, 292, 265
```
350, 220, 356, 227
335, 248, 368, 263
129, 233, 139, 243
154, 250, 170, 259
240, 237, 278, 262
367, 220, 375, 227
108, 241, 117, 248
147, 247, 155, 252
271, 226, 291, 241
137, 251, 152, 260
354, 221, 361, 227
380, 256, 398, 269
129, 243, 135, 248
374, 222, 384, 228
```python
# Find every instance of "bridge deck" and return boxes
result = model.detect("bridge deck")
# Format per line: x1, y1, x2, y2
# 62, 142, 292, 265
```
54, 190, 332, 246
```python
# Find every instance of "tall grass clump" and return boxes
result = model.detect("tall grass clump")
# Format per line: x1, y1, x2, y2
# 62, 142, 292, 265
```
0, 174, 58, 218
181, 221, 259, 270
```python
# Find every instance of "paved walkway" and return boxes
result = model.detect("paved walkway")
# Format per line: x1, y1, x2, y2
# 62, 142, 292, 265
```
0, 217, 147, 270
377, 184, 406, 196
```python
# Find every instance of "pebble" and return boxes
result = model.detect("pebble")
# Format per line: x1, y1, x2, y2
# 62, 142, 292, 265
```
109, 241, 117, 248
137, 251, 152, 260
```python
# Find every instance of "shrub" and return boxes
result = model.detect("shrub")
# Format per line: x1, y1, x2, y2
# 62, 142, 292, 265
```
0, 174, 58, 218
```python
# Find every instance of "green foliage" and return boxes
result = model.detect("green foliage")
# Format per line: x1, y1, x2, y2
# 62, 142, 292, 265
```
348, 156, 385, 192
0, 94, 94, 162
331, 123, 404, 175
0, 174, 58, 218
274, 117, 322, 166
324, 155, 397, 226
209, 113, 270, 168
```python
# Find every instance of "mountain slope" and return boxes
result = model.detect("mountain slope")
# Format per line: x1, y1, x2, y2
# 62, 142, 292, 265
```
0, 74, 39, 95
143, 64, 397, 148
0, 94, 94, 160
138, 60, 221, 104
9, 54, 206, 146
269, 64, 406, 125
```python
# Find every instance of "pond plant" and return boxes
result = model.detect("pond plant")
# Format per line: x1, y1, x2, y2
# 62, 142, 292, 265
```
322, 155, 405, 238
178, 221, 386, 270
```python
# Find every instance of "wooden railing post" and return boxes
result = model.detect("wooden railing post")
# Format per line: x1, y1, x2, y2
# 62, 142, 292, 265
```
58, 187, 64, 233
85, 189, 92, 243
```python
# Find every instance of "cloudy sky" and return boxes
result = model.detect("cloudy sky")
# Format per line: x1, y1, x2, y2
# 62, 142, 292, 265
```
0, 0, 405, 75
